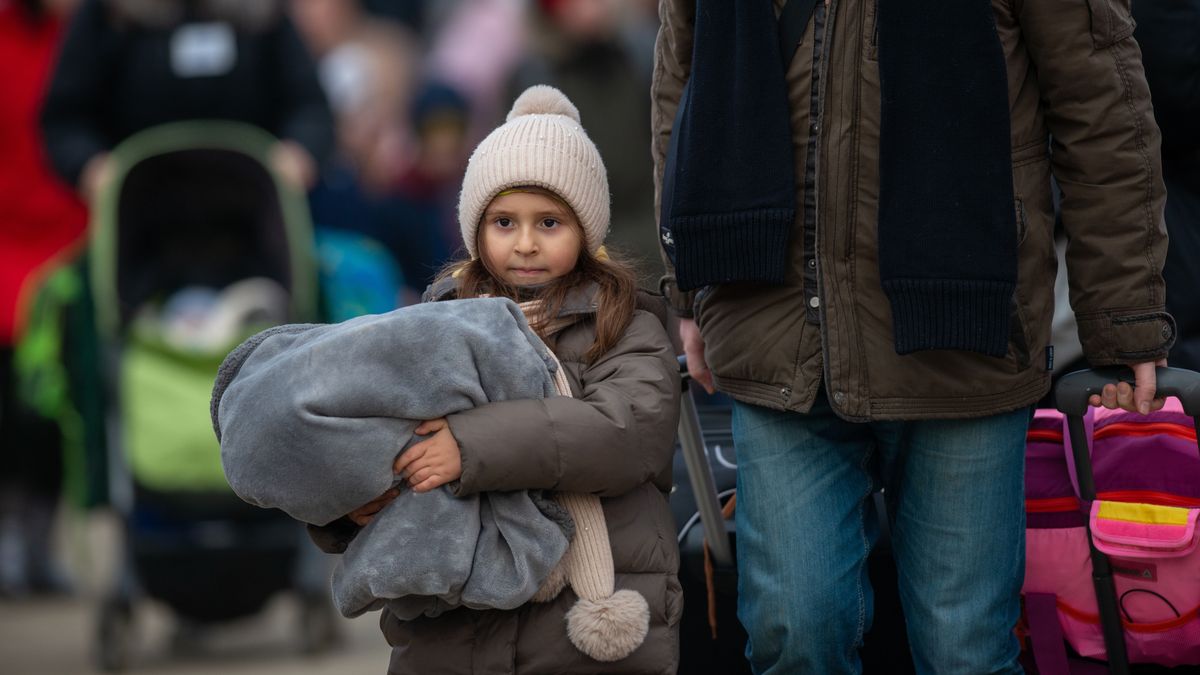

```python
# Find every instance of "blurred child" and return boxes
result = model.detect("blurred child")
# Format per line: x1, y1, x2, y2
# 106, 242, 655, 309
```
333, 84, 683, 673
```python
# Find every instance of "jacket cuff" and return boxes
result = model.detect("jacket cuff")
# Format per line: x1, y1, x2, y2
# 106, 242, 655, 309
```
658, 275, 696, 318
1075, 309, 1176, 365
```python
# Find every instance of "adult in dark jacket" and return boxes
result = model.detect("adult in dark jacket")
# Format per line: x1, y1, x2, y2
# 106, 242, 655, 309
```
39, 0, 333, 199
1135, 0, 1200, 371
653, 1, 1173, 673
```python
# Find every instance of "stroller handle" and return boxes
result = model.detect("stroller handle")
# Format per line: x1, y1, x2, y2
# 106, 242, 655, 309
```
1055, 366, 1200, 416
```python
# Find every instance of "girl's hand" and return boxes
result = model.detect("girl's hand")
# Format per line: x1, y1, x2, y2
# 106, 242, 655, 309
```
347, 487, 400, 526
394, 418, 463, 493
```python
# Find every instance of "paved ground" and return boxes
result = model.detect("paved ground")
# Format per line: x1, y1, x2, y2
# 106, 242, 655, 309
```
0, 510, 392, 675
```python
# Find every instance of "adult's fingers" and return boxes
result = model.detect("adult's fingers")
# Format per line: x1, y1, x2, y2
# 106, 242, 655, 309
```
1131, 360, 1161, 415
679, 319, 714, 395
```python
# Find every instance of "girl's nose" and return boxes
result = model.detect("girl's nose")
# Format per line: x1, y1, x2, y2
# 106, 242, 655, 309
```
515, 227, 538, 253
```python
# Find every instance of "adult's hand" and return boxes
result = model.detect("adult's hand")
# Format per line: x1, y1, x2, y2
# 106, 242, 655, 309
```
680, 318, 714, 394
1087, 359, 1168, 415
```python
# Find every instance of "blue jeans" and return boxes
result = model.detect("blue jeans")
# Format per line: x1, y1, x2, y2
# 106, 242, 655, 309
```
732, 394, 1029, 675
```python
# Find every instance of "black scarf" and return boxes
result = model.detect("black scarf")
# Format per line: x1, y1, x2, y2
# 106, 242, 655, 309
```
662, 0, 1016, 358
659, 0, 795, 292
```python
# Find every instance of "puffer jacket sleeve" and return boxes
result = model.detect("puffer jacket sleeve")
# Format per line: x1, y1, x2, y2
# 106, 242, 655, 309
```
1015, 0, 1174, 365
651, 0, 696, 317
446, 311, 680, 498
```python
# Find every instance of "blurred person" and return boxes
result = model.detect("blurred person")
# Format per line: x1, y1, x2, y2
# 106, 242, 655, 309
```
40, 0, 334, 200
0, 0, 87, 597
425, 0, 527, 141
299, 9, 456, 299
509, 0, 660, 285
362, 0, 425, 32
393, 80, 473, 257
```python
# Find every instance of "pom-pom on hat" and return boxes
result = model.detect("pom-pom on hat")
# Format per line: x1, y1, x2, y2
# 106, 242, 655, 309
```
458, 85, 610, 258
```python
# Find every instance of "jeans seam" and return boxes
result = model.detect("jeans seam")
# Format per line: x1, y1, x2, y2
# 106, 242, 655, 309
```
854, 445, 875, 648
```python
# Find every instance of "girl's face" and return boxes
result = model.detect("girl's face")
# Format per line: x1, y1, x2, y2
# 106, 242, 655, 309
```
480, 190, 583, 286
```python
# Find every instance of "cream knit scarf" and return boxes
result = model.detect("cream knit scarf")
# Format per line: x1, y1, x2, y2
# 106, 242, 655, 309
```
517, 299, 650, 663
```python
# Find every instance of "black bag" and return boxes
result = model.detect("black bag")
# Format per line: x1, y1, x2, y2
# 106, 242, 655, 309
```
671, 357, 914, 674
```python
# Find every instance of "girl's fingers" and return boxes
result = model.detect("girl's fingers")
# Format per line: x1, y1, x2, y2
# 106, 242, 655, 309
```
407, 467, 432, 485
414, 418, 447, 436
394, 443, 425, 474
411, 475, 444, 493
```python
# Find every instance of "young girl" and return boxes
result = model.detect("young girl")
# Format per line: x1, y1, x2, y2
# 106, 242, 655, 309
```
317, 85, 683, 674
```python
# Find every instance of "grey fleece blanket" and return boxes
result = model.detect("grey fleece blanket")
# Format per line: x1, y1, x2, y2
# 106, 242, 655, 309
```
210, 298, 571, 619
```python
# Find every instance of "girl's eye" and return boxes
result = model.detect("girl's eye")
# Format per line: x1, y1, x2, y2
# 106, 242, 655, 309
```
495, 217, 513, 228
540, 218, 560, 229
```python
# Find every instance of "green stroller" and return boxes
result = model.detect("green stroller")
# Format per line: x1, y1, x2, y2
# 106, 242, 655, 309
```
87, 121, 336, 671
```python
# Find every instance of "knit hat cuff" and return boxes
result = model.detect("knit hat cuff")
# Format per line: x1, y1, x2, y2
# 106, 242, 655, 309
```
882, 279, 1015, 357
671, 208, 793, 291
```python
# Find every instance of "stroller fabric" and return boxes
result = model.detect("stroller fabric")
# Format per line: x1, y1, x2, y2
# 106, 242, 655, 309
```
211, 297, 572, 619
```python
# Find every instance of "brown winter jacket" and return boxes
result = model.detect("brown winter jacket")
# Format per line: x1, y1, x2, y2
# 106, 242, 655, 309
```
310, 281, 683, 675
652, 0, 1174, 420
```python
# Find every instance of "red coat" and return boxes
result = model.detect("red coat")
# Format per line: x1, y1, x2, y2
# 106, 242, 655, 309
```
0, 3, 86, 344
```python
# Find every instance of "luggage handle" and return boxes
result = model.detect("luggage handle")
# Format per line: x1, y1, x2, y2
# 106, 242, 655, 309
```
677, 355, 735, 568
1050, 366, 1200, 675
1055, 366, 1200, 416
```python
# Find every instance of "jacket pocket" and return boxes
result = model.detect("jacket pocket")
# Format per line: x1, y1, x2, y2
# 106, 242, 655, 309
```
864, 0, 879, 61
1084, 0, 1136, 49
1015, 197, 1028, 245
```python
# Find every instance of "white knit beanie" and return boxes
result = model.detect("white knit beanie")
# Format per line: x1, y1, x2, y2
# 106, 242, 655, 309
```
458, 85, 610, 258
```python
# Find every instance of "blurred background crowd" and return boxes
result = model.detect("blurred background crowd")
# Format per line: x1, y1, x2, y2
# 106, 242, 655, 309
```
1, 0, 1197, 672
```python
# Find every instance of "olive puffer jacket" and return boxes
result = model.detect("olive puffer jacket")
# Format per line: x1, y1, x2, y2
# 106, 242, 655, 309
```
311, 282, 683, 675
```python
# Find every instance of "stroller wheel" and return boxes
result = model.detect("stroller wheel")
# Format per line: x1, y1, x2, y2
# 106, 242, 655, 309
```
297, 592, 341, 655
95, 596, 135, 672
